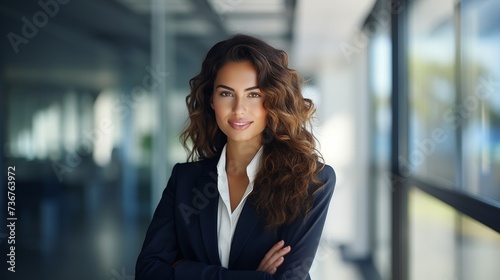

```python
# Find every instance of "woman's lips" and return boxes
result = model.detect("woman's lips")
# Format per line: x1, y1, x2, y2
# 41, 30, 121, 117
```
228, 120, 253, 130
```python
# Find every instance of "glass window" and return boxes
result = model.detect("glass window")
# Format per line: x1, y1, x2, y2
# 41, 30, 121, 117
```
409, 187, 457, 280
409, 187, 500, 280
369, 31, 392, 280
460, 215, 500, 279
461, 0, 500, 202
407, 0, 458, 187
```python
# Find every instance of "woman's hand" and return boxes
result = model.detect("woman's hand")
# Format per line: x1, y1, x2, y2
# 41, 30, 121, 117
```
257, 240, 291, 275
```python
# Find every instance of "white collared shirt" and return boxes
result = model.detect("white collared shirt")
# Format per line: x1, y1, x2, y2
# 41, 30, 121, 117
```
216, 144, 263, 268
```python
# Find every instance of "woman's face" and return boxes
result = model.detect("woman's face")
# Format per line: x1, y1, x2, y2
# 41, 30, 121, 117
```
211, 60, 267, 147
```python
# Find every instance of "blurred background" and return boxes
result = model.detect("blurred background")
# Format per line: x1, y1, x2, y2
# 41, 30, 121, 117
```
1, 0, 499, 279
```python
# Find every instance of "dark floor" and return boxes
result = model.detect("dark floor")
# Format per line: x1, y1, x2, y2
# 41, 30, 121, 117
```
0, 160, 148, 280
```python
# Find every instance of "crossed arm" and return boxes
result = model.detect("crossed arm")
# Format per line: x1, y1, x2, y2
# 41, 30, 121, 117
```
136, 164, 336, 280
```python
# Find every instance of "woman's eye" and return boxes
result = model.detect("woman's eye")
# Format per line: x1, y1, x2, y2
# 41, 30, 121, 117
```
220, 91, 233, 97
248, 92, 261, 98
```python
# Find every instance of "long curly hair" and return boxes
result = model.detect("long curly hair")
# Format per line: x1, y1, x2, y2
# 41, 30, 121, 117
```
180, 34, 325, 228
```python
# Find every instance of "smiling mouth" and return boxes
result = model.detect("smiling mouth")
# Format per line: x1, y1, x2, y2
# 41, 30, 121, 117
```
228, 121, 253, 130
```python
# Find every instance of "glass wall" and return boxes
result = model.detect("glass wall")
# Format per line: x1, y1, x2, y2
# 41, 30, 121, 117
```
403, 0, 500, 279
408, 187, 457, 280
369, 29, 392, 280
460, 0, 500, 202
459, 214, 500, 279
407, 0, 458, 187
407, 0, 500, 200
365, 0, 500, 279
409, 187, 500, 280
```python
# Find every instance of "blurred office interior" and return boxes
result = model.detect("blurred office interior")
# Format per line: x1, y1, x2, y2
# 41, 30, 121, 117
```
1, 0, 500, 279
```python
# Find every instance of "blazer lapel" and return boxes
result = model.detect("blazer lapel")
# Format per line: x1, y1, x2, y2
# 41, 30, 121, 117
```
196, 161, 221, 265
228, 196, 260, 268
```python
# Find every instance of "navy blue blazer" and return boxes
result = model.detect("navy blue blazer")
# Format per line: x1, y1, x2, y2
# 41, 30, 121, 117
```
136, 158, 336, 280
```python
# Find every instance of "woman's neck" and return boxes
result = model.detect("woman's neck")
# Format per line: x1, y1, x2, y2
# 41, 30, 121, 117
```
225, 139, 261, 177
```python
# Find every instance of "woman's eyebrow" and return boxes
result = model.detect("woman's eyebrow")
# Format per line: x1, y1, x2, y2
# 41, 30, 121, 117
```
215, 85, 259, 91
244, 86, 259, 91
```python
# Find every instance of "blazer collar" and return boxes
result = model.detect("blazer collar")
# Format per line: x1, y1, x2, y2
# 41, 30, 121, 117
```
195, 158, 261, 268
196, 160, 220, 265
228, 195, 261, 268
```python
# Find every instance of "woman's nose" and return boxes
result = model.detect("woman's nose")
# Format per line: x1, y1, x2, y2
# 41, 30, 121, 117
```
232, 96, 246, 114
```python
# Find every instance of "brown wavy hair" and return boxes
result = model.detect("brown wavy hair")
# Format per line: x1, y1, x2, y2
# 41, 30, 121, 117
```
180, 34, 325, 228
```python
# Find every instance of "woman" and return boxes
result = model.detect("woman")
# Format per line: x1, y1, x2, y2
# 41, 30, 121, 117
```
136, 34, 336, 279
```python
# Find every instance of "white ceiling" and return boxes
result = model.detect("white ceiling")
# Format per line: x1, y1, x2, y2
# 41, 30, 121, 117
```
293, 0, 374, 73
115, 0, 375, 76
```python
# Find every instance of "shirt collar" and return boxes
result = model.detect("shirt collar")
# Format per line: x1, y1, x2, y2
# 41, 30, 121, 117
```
246, 145, 264, 184
217, 144, 263, 184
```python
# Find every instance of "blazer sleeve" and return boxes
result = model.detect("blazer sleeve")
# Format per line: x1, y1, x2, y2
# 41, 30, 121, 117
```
174, 165, 336, 280
276, 164, 336, 279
